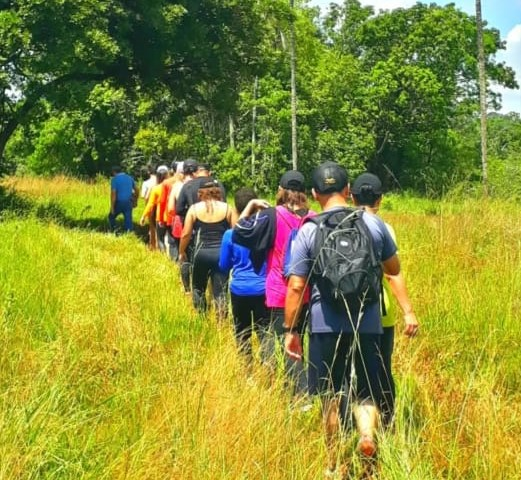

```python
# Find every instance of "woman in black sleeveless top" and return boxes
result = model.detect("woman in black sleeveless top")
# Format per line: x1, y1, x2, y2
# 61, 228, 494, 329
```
179, 178, 235, 317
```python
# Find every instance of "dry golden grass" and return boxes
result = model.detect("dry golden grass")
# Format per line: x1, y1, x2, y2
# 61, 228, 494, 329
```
0, 178, 520, 478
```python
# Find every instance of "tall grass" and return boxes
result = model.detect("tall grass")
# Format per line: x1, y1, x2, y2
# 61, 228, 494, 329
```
0, 176, 520, 479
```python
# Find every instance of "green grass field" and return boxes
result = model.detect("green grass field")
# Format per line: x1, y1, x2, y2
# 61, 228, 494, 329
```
1, 176, 520, 479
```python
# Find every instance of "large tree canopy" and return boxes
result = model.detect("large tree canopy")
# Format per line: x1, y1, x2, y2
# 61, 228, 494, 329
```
1, 0, 519, 195
0, 0, 275, 168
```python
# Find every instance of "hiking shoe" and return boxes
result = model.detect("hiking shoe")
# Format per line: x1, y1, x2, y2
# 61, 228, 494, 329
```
357, 435, 377, 458
299, 402, 314, 413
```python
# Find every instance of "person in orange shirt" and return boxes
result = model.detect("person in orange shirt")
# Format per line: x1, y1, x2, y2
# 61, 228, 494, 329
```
161, 162, 184, 260
166, 163, 186, 261
139, 165, 169, 252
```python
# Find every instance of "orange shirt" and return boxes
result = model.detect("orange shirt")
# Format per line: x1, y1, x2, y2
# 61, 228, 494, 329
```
158, 176, 176, 225
141, 184, 162, 220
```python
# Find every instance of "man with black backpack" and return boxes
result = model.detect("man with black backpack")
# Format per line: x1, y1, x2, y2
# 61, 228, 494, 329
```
283, 162, 400, 476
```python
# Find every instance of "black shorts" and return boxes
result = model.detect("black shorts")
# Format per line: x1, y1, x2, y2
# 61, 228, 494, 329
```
308, 332, 381, 404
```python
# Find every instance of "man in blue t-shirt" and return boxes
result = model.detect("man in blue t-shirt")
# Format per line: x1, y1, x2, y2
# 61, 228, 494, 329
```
108, 165, 138, 232
283, 162, 400, 475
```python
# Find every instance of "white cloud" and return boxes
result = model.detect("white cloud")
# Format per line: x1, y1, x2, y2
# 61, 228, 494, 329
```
495, 25, 521, 114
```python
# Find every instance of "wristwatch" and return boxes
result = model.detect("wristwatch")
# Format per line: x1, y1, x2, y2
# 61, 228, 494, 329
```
282, 325, 298, 334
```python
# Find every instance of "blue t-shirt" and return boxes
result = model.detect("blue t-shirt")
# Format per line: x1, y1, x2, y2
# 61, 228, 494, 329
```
219, 229, 266, 296
288, 208, 397, 334
111, 173, 135, 203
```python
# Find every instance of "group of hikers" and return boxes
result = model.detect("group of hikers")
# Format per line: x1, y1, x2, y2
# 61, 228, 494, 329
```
109, 159, 419, 478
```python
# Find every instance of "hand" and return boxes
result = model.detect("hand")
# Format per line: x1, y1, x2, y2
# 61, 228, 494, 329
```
251, 199, 270, 210
403, 312, 419, 337
241, 199, 270, 218
284, 332, 303, 361
178, 253, 187, 264
139, 216, 146, 226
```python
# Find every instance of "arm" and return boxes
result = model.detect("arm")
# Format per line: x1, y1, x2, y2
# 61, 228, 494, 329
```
218, 230, 234, 274
385, 271, 418, 337
238, 199, 270, 220
282, 223, 314, 361
179, 206, 196, 261
139, 189, 157, 226
382, 253, 400, 276
167, 183, 177, 216
132, 180, 139, 203
283, 274, 307, 361
110, 189, 116, 214
226, 204, 238, 227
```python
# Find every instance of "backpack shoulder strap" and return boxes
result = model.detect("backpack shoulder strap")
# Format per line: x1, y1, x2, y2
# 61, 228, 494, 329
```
305, 207, 357, 227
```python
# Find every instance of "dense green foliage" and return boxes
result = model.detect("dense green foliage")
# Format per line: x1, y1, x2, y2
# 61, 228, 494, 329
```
0, 0, 519, 195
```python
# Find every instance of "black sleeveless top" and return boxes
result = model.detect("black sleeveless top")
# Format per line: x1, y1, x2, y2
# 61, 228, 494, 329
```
194, 206, 229, 249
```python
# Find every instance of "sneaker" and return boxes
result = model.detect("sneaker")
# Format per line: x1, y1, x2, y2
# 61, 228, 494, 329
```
299, 402, 314, 413
357, 435, 377, 458
324, 468, 336, 479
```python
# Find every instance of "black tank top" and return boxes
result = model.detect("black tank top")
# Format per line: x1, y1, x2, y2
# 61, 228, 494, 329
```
194, 207, 229, 249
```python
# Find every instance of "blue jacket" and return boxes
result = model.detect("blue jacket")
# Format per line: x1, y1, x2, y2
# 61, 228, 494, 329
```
219, 229, 266, 296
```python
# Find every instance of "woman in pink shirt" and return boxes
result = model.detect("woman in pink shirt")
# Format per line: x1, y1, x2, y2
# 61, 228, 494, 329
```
239, 171, 315, 396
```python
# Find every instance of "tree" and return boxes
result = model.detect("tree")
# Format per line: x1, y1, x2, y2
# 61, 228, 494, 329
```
0, 0, 270, 171
289, 0, 298, 170
475, 0, 488, 195
324, 1, 518, 191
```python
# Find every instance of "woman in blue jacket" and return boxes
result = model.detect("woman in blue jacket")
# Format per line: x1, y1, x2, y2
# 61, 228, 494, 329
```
219, 188, 268, 361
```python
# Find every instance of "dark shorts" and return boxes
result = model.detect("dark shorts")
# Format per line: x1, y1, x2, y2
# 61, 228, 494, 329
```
308, 332, 381, 404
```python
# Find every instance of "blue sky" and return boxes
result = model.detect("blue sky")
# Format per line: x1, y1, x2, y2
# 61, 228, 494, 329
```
308, 0, 521, 113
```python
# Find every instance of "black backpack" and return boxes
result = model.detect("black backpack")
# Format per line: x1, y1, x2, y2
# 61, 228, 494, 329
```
308, 207, 383, 313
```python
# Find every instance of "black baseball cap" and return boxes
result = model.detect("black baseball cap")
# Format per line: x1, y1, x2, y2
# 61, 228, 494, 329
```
197, 163, 211, 173
351, 173, 383, 195
197, 176, 219, 189
279, 170, 305, 192
183, 158, 198, 174
312, 162, 348, 194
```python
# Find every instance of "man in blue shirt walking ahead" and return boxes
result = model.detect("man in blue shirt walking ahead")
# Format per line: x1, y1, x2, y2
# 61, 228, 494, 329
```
108, 165, 139, 232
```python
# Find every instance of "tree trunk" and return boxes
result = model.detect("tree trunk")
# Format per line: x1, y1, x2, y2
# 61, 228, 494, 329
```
229, 115, 235, 150
289, 0, 298, 171
476, 0, 488, 196
251, 76, 258, 178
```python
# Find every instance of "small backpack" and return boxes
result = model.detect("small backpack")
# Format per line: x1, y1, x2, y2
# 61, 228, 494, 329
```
308, 208, 382, 313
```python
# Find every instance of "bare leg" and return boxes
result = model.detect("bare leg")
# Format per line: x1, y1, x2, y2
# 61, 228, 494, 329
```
148, 219, 158, 250
324, 396, 342, 472
353, 403, 379, 456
